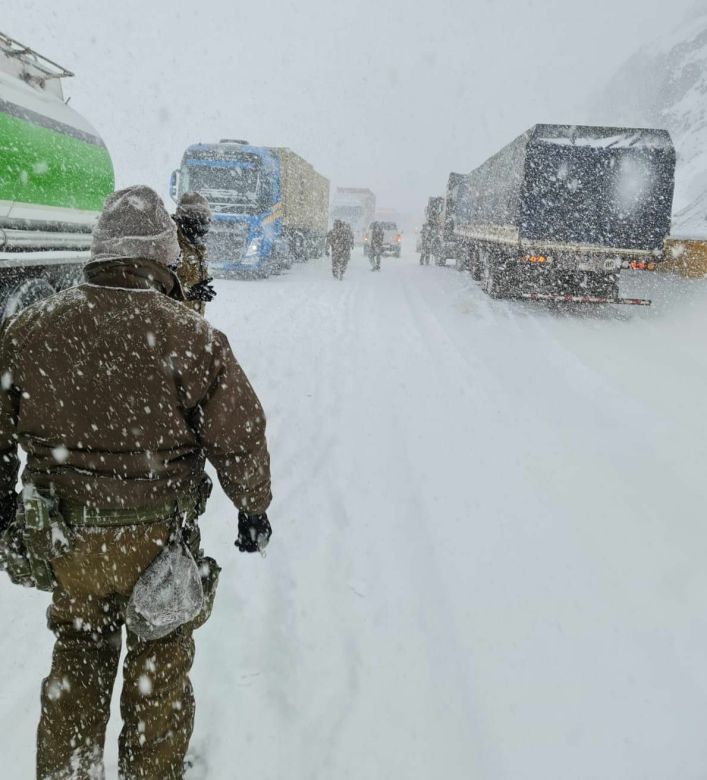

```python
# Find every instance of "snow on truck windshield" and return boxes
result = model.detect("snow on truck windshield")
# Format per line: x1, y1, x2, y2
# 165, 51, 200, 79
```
183, 155, 262, 207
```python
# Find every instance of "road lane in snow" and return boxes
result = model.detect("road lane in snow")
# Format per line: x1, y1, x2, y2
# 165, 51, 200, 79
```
2, 250, 707, 779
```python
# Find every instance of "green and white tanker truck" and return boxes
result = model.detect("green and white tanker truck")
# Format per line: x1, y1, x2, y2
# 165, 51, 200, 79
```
0, 31, 114, 319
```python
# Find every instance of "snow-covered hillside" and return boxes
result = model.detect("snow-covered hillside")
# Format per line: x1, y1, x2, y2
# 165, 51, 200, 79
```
595, 6, 707, 236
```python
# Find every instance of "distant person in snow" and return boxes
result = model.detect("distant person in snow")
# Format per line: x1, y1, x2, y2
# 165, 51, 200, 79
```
419, 222, 433, 265
0, 185, 272, 779
326, 219, 355, 280
369, 221, 385, 271
345, 221, 355, 249
173, 191, 215, 314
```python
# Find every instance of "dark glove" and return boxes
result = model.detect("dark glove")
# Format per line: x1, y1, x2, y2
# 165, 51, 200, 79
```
187, 278, 217, 302
235, 512, 272, 554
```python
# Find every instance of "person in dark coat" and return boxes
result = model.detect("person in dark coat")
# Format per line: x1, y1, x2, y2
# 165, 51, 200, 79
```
369, 221, 384, 271
326, 219, 355, 280
419, 222, 433, 265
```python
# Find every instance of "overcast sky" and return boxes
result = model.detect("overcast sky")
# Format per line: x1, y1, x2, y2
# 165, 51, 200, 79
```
3, 0, 698, 218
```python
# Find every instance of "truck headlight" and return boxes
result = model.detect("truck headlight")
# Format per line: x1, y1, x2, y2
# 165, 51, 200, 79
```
245, 237, 262, 258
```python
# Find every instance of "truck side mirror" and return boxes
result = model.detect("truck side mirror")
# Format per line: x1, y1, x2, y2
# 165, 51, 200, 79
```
169, 170, 179, 202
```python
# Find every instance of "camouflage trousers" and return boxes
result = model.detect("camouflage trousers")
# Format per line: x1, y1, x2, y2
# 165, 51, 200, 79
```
37, 521, 195, 780
331, 253, 349, 280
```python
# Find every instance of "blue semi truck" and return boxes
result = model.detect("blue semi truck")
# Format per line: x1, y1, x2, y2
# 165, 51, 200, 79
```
170, 140, 329, 277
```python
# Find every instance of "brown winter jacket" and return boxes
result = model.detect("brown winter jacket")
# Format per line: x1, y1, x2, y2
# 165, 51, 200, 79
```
0, 257, 271, 514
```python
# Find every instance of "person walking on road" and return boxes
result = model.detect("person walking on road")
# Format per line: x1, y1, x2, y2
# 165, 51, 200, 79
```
344, 221, 355, 252
369, 221, 384, 271
326, 219, 355, 280
419, 222, 433, 266
0, 185, 272, 780
173, 191, 215, 314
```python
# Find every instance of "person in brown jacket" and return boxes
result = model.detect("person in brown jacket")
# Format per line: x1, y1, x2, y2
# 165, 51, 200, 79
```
173, 191, 214, 315
0, 185, 272, 779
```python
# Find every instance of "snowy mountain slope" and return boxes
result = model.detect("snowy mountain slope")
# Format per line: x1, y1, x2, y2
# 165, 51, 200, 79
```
594, 7, 707, 236
3, 254, 707, 779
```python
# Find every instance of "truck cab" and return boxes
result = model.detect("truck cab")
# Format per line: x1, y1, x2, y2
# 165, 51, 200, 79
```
171, 140, 329, 277
171, 142, 284, 277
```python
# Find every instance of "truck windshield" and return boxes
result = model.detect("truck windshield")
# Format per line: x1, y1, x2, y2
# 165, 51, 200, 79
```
183, 152, 265, 211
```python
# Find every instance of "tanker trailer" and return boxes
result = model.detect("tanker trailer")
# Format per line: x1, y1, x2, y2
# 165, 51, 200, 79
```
0, 31, 114, 319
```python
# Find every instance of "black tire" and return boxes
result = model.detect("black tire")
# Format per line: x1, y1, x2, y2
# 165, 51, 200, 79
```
291, 232, 306, 263
585, 273, 619, 300
470, 249, 482, 281
483, 258, 505, 299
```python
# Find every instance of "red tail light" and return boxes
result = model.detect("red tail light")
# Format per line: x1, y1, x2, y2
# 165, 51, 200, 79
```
626, 260, 656, 271
396, 234, 401, 242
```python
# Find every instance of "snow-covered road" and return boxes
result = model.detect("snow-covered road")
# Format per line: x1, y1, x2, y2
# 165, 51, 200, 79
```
3, 250, 707, 779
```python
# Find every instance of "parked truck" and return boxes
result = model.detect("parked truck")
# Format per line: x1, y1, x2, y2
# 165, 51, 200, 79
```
423, 196, 445, 265
0, 31, 114, 320
442, 173, 467, 269
171, 140, 329, 277
330, 187, 376, 244
455, 124, 676, 304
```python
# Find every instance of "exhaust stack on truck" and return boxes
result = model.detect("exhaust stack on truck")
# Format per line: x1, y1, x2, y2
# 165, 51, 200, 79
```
0, 31, 114, 319
454, 124, 676, 304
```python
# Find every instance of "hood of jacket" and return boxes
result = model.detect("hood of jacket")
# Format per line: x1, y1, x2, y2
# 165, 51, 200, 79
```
83, 257, 186, 301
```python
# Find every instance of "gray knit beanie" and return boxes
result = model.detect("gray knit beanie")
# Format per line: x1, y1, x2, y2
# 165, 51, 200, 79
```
176, 191, 212, 222
91, 185, 180, 265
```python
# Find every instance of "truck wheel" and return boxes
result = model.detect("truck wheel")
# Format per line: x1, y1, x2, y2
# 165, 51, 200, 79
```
483, 263, 504, 299
586, 273, 619, 299
2, 278, 56, 320
470, 248, 483, 281
291, 233, 306, 263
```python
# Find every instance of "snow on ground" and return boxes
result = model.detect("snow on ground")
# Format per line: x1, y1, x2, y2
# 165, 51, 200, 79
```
2, 250, 707, 779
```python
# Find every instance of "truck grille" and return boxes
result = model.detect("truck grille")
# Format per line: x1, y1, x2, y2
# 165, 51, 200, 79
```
207, 223, 249, 265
